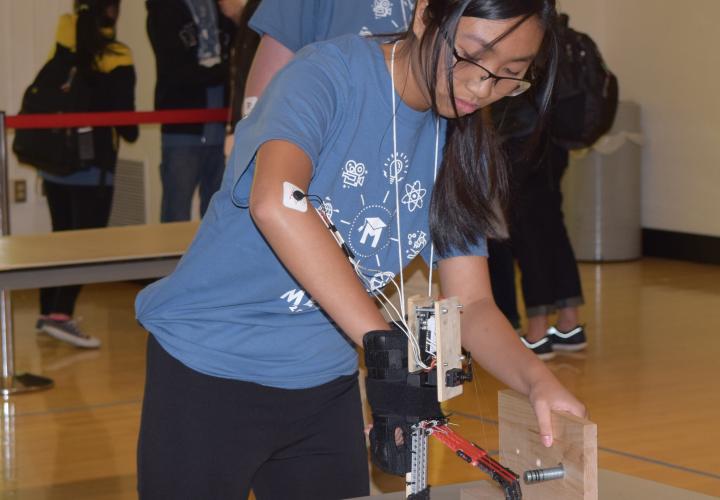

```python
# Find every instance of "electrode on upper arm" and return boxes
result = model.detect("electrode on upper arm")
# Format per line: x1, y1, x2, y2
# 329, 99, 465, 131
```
282, 181, 308, 212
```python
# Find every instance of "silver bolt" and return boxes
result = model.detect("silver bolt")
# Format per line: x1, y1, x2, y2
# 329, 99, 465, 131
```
523, 465, 565, 484
441, 308, 448, 314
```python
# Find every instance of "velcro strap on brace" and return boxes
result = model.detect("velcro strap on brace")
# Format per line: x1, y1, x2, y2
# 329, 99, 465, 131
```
364, 378, 442, 420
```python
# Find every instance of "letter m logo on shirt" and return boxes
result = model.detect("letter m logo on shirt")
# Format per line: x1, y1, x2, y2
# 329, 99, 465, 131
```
281, 289, 308, 312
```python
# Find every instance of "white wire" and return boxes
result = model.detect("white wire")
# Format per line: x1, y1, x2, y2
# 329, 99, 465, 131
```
390, 41, 406, 321
348, 259, 427, 368
352, 260, 430, 369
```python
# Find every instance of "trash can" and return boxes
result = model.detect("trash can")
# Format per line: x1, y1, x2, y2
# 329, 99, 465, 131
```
562, 101, 643, 261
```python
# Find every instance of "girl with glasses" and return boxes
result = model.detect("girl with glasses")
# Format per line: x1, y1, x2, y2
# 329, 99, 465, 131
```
136, 1, 584, 498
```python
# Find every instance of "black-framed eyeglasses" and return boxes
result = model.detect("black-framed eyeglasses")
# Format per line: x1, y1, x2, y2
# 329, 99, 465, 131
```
452, 48, 532, 97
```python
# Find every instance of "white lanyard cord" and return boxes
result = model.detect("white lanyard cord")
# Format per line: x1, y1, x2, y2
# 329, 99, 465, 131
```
391, 42, 441, 311
400, 1, 409, 31
390, 41, 406, 319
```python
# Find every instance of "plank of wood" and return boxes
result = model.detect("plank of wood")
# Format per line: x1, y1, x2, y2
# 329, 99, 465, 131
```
498, 389, 598, 500
435, 296, 463, 402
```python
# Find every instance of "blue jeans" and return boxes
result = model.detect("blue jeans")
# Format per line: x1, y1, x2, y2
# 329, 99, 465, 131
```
160, 144, 225, 222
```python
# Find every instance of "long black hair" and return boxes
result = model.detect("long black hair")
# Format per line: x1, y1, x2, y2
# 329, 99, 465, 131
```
74, 0, 121, 73
403, 0, 558, 256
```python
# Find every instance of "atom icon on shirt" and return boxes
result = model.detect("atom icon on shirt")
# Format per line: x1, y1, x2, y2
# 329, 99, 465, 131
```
401, 180, 426, 212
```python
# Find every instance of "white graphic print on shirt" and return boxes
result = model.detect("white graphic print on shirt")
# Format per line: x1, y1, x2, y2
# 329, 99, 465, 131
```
369, 271, 396, 291
401, 180, 427, 212
280, 289, 317, 313
276, 141, 429, 312
320, 196, 340, 221
342, 160, 367, 188
343, 199, 394, 262
383, 151, 408, 184
372, 0, 393, 19
406, 230, 427, 260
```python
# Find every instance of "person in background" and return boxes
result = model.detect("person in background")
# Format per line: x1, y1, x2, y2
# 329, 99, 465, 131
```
222, 0, 260, 140
223, 0, 417, 154
509, 135, 586, 360
488, 238, 522, 330
242, 0, 417, 117
490, 52, 587, 360
36, 0, 137, 349
146, 0, 235, 222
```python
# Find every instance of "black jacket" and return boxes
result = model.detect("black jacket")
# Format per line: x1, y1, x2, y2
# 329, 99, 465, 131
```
62, 14, 138, 174
146, 0, 235, 135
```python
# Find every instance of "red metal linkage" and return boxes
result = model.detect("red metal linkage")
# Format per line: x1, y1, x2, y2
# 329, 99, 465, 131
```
430, 425, 519, 484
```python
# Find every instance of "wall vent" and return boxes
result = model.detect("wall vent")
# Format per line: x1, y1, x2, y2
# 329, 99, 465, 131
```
108, 158, 147, 226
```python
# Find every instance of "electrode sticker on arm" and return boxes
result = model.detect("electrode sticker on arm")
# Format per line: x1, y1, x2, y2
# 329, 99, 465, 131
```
242, 97, 258, 118
283, 182, 308, 212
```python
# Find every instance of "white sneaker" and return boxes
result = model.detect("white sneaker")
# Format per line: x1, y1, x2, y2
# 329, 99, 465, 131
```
37, 318, 101, 349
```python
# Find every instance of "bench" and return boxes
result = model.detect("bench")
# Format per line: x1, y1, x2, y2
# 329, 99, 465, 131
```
0, 221, 198, 394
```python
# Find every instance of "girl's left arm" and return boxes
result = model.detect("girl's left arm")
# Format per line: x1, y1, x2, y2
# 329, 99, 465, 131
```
438, 254, 585, 447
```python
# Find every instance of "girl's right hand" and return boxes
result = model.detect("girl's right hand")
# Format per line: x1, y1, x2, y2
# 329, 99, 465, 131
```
528, 376, 586, 447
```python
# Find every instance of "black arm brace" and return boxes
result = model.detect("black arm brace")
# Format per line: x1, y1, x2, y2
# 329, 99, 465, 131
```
363, 329, 444, 476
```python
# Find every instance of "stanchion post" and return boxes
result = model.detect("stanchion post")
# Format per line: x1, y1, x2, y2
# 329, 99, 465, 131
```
0, 111, 53, 395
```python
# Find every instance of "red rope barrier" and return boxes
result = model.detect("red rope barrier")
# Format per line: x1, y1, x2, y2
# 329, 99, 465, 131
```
4, 108, 229, 129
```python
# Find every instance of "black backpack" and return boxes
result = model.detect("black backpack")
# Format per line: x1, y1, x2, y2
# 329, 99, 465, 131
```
551, 15, 619, 150
12, 45, 94, 176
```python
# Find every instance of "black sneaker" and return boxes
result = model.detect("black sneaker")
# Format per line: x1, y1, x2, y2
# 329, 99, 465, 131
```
37, 317, 101, 349
547, 325, 587, 351
520, 336, 555, 360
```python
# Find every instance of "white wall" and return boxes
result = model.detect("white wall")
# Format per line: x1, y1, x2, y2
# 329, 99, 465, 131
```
559, 0, 720, 237
0, 0, 73, 234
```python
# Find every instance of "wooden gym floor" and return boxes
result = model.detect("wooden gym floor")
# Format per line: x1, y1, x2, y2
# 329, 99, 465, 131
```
1, 257, 719, 499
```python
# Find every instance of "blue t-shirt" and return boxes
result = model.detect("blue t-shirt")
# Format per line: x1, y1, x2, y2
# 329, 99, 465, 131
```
249, 0, 416, 50
135, 36, 487, 389
40, 166, 114, 186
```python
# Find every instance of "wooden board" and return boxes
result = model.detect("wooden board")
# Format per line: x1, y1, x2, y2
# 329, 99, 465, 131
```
435, 296, 463, 402
498, 389, 598, 500
406, 295, 464, 402
0, 221, 198, 271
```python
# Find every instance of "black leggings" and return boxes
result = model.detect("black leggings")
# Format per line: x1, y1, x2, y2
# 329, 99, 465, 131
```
137, 335, 370, 500
509, 144, 583, 316
40, 180, 113, 316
